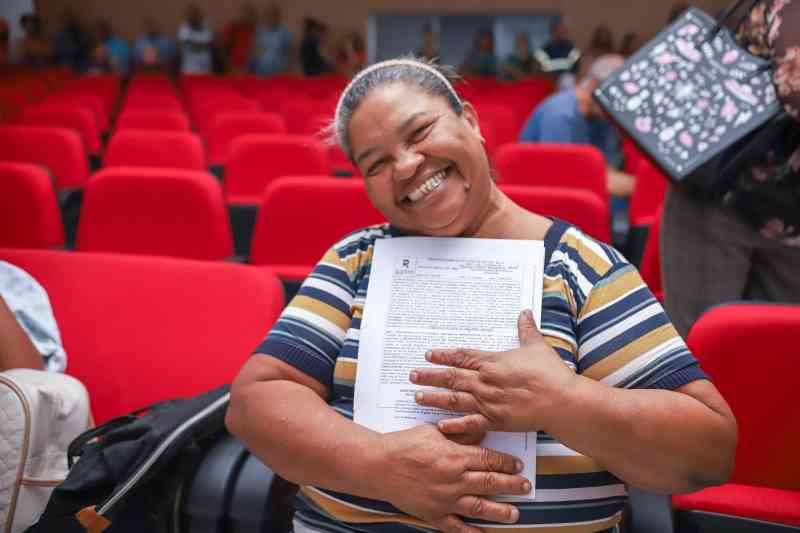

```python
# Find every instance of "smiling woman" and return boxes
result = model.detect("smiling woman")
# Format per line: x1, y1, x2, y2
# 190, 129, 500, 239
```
226, 57, 737, 533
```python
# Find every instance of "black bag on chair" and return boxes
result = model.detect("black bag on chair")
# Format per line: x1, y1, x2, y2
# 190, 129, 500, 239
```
25, 386, 231, 533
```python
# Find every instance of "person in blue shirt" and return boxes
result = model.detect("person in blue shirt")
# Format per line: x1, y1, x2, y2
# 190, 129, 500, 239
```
519, 54, 636, 207
91, 20, 130, 75
134, 18, 176, 70
252, 5, 292, 76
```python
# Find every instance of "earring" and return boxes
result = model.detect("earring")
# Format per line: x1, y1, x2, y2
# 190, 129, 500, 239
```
464, 182, 471, 191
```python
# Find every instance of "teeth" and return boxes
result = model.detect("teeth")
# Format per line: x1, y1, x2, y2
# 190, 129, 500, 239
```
407, 169, 447, 203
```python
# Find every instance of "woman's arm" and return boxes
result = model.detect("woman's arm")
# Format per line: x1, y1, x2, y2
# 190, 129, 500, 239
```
0, 295, 44, 372
226, 353, 532, 533
412, 311, 736, 495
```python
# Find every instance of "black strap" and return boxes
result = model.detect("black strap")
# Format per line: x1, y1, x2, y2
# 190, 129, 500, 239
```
712, 0, 762, 35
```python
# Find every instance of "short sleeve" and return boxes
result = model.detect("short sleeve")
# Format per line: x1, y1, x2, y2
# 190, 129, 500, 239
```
254, 248, 355, 388
537, 109, 579, 143
575, 262, 707, 390
177, 24, 189, 42
768, 0, 800, 121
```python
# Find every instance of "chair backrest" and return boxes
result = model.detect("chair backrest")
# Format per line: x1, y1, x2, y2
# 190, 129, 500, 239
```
472, 102, 521, 156
494, 143, 608, 204
639, 206, 662, 300
500, 185, 611, 243
224, 134, 329, 204
686, 303, 800, 491
76, 167, 233, 260
115, 110, 190, 132
46, 92, 108, 132
193, 97, 261, 135
0, 248, 284, 424
250, 176, 385, 278
0, 125, 89, 189
0, 162, 65, 248
104, 130, 206, 170
206, 112, 287, 164
629, 158, 669, 227
122, 92, 184, 112
21, 104, 101, 154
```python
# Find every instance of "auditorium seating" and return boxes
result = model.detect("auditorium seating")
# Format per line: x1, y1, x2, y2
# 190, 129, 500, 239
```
21, 104, 102, 155
673, 303, 800, 531
192, 96, 261, 135
46, 92, 109, 132
250, 176, 385, 280
76, 167, 234, 260
0, 248, 284, 423
0, 125, 89, 190
104, 130, 206, 170
494, 143, 608, 204
206, 112, 287, 165
500, 185, 611, 243
224, 134, 329, 205
471, 102, 521, 157
629, 159, 669, 227
638, 207, 663, 302
115, 110, 191, 132
0, 162, 65, 249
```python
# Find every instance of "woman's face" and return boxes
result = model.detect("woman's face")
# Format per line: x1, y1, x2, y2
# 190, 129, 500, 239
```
347, 82, 491, 236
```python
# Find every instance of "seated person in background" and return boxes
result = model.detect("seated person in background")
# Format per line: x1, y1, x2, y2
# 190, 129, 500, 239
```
90, 20, 130, 75
417, 24, 438, 61
134, 18, 176, 71
178, 4, 214, 74
535, 18, 580, 77
300, 18, 332, 77
227, 57, 737, 533
519, 54, 636, 214
336, 31, 366, 78
502, 32, 538, 80
252, 5, 292, 76
461, 30, 497, 77
0, 19, 9, 66
0, 261, 66, 373
17, 14, 51, 66
222, 3, 256, 74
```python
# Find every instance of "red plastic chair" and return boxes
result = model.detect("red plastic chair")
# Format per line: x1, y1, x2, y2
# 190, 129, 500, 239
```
0, 248, 284, 424
629, 158, 669, 227
500, 185, 611, 243
115, 110, 190, 132
0, 125, 89, 189
192, 96, 261, 135
21, 104, 101, 155
76, 167, 233, 260
45, 92, 108, 132
494, 143, 608, 204
104, 130, 206, 170
122, 93, 183, 112
673, 303, 800, 530
639, 206, 663, 302
0, 86, 31, 122
472, 102, 523, 155
206, 112, 287, 165
250, 176, 385, 279
225, 134, 329, 205
0, 162, 64, 248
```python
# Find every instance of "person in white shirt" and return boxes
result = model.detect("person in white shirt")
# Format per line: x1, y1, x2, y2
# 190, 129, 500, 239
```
178, 4, 213, 74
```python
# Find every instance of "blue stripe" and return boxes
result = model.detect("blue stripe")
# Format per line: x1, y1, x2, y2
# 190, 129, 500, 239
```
299, 286, 352, 316
579, 312, 670, 371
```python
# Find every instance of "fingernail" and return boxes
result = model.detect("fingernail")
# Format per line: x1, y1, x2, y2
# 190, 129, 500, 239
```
509, 508, 520, 522
409, 371, 418, 383
524, 309, 534, 321
415, 391, 424, 403
522, 481, 532, 493
514, 460, 523, 473
425, 350, 432, 361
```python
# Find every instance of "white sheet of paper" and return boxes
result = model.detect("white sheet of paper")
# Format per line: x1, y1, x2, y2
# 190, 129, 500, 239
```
353, 237, 545, 501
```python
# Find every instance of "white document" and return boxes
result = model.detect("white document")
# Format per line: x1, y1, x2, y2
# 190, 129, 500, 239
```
354, 237, 545, 501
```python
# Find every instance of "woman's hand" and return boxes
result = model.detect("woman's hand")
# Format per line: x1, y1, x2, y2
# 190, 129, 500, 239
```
380, 423, 530, 533
411, 310, 576, 434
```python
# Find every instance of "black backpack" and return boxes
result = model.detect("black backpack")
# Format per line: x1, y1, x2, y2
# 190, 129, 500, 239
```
24, 385, 295, 533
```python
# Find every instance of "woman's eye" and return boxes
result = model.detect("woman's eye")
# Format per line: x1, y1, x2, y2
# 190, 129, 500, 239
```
367, 160, 385, 177
410, 123, 432, 143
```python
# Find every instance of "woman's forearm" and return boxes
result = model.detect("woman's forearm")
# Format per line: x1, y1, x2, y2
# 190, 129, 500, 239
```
544, 377, 736, 494
0, 296, 44, 372
227, 378, 386, 498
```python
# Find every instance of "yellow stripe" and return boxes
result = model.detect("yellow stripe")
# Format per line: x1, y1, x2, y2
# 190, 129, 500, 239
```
351, 304, 364, 320
292, 295, 351, 331
582, 323, 677, 381
545, 335, 576, 358
301, 487, 621, 533
334, 359, 357, 382
579, 270, 642, 319
563, 233, 612, 277
544, 277, 576, 316
321, 248, 344, 266
343, 247, 374, 278
537, 455, 606, 475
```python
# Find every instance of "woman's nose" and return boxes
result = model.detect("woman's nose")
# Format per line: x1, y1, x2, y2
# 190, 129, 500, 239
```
393, 148, 424, 182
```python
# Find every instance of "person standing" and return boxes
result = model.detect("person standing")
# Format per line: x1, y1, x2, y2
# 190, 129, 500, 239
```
178, 4, 213, 74
252, 5, 292, 76
223, 4, 256, 74
134, 17, 176, 71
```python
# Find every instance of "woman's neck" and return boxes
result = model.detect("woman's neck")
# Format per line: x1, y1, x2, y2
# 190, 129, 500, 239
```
468, 185, 551, 240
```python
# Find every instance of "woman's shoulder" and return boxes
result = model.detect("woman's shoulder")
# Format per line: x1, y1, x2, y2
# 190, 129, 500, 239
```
545, 220, 628, 284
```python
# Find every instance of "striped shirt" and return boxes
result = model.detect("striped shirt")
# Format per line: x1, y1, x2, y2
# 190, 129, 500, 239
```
256, 219, 706, 533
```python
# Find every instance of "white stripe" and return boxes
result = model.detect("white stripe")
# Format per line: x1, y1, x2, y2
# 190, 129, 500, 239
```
466, 511, 623, 529
335, 227, 385, 252
540, 328, 577, 350
344, 328, 361, 342
577, 302, 663, 361
304, 277, 353, 305
533, 484, 627, 502
577, 283, 641, 325
601, 337, 686, 386
537, 443, 582, 457
565, 228, 614, 269
551, 250, 594, 298
284, 307, 346, 341
304, 486, 397, 516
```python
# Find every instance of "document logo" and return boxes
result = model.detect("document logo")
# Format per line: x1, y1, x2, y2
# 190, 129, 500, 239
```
395, 257, 416, 274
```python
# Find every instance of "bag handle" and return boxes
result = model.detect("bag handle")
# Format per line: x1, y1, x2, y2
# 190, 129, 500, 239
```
67, 404, 156, 468
711, 0, 762, 37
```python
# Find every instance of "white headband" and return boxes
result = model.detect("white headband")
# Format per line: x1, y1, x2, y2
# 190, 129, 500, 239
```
334, 59, 462, 143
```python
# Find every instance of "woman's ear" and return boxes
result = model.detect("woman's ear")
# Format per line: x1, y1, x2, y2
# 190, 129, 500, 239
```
461, 102, 485, 143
